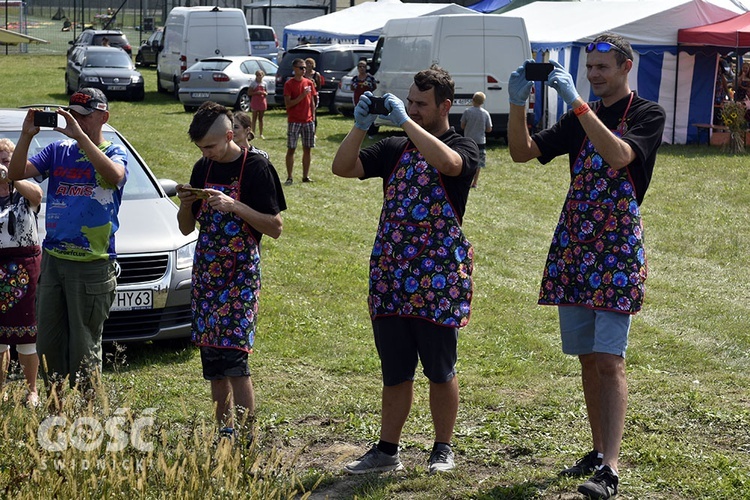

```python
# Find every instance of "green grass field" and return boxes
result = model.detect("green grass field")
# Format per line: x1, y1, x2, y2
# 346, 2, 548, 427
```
0, 54, 748, 499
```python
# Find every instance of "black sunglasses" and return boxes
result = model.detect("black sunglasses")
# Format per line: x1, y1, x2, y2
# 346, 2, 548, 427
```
585, 41, 631, 59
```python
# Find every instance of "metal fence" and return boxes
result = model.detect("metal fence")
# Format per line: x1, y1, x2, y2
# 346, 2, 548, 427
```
2, 0, 243, 54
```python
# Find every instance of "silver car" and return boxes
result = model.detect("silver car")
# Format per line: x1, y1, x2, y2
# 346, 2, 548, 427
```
178, 56, 277, 113
0, 108, 197, 343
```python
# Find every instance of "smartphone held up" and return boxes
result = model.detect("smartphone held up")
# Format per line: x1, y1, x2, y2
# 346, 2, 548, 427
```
525, 62, 554, 82
34, 111, 58, 128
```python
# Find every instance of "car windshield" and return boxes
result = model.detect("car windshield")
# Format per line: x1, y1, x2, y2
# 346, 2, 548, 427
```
85, 51, 133, 68
93, 34, 128, 46
189, 60, 231, 72
0, 129, 161, 202
320, 52, 356, 72
248, 29, 274, 42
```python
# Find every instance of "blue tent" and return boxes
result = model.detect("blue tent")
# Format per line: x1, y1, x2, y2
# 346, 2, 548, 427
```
499, 0, 746, 144
467, 0, 512, 13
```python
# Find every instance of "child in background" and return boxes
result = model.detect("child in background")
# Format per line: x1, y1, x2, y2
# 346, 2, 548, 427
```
460, 91, 492, 188
248, 70, 268, 139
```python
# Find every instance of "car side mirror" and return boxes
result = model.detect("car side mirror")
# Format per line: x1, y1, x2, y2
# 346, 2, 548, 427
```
68, 40, 74, 45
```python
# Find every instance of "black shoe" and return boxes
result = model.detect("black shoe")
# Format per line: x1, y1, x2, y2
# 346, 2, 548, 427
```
302, 177, 313, 183
559, 450, 602, 477
578, 465, 619, 499
284, 178, 293, 185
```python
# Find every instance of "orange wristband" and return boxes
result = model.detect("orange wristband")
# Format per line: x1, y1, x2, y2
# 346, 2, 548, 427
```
574, 102, 590, 117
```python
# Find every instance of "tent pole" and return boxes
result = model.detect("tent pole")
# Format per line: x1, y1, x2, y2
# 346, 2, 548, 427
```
673, 44, 680, 144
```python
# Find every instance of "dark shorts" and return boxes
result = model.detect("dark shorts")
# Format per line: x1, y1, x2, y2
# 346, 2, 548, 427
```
199, 346, 251, 380
372, 316, 458, 386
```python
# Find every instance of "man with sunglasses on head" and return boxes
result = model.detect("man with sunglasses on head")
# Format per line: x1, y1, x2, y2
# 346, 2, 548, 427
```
507, 33, 665, 499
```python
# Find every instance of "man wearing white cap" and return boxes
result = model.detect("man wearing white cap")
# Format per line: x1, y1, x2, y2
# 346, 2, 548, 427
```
9, 88, 128, 400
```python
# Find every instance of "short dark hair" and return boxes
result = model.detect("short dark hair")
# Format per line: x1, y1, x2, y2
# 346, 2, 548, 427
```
413, 65, 454, 106
593, 33, 633, 66
188, 101, 233, 142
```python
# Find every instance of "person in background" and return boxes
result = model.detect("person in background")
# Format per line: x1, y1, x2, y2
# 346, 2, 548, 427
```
232, 111, 268, 158
101, 36, 110, 47
351, 59, 377, 106
507, 33, 665, 499
9, 88, 127, 404
304, 57, 323, 131
333, 66, 478, 475
0, 139, 43, 407
460, 91, 492, 188
247, 70, 268, 139
177, 102, 285, 444
284, 58, 317, 185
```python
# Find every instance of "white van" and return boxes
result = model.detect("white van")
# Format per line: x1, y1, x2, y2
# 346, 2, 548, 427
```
370, 14, 532, 139
157, 6, 251, 96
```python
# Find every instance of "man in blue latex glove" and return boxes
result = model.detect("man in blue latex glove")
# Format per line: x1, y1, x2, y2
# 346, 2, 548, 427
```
333, 66, 478, 475
507, 33, 665, 499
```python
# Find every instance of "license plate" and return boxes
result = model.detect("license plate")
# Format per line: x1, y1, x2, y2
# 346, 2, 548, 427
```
111, 290, 153, 311
254, 44, 268, 49
191, 92, 210, 98
108, 85, 126, 91
452, 98, 472, 106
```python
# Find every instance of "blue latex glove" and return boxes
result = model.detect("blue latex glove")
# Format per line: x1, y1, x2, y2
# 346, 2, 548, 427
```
508, 59, 534, 106
353, 92, 378, 131
382, 93, 409, 126
547, 60, 580, 106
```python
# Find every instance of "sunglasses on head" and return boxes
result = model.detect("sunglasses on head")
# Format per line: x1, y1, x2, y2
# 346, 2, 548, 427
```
585, 41, 630, 59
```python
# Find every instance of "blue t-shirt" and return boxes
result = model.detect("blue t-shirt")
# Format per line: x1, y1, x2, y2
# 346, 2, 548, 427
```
30, 139, 127, 261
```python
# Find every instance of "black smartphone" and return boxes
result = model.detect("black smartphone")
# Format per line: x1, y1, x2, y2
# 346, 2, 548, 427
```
368, 96, 388, 115
34, 111, 58, 128
525, 62, 554, 81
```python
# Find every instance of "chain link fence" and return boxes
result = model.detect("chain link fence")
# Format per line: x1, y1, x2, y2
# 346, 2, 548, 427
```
2, 0, 243, 55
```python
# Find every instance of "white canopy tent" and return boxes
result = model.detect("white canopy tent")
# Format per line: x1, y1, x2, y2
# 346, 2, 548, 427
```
282, 0, 474, 49
500, 0, 744, 143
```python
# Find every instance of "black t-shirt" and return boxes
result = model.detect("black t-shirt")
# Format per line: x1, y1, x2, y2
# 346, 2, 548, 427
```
533, 92, 665, 205
189, 148, 287, 242
359, 128, 479, 223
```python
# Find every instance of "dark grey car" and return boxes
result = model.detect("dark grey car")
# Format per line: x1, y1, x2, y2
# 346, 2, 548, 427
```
66, 46, 145, 101
135, 28, 163, 67
0, 108, 197, 343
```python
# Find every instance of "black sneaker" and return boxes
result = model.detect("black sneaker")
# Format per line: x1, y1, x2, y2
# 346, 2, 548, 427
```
559, 450, 602, 477
578, 465, 619, 499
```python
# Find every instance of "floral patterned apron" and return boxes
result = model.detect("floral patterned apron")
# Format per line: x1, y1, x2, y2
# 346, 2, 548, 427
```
369, 146, 473, 327
192, 149, 261, 351
539, 93, 646, 314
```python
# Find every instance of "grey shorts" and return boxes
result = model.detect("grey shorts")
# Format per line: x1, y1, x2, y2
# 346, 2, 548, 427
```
36, 253, 116, 386
372, 316, 458, 386
558, 306, 632, 358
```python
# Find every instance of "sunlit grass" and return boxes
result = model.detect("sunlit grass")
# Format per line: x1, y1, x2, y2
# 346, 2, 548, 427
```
0, 54, 748, 498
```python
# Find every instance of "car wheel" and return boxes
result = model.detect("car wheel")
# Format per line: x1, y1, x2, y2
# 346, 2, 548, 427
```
341, 107, 354, 118
236, 90, 251, 113
132, 88, 145, 101
172, 77, 180, 99
135, 52, 143, 66
156, 71, 166, 93
183, 105, 197, 113
65, 75, 73, 95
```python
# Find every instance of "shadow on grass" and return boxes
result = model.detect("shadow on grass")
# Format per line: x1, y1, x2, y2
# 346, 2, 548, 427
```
475, 477, 559, 499
102, 337, 195, 373
306, 472, 404, 500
